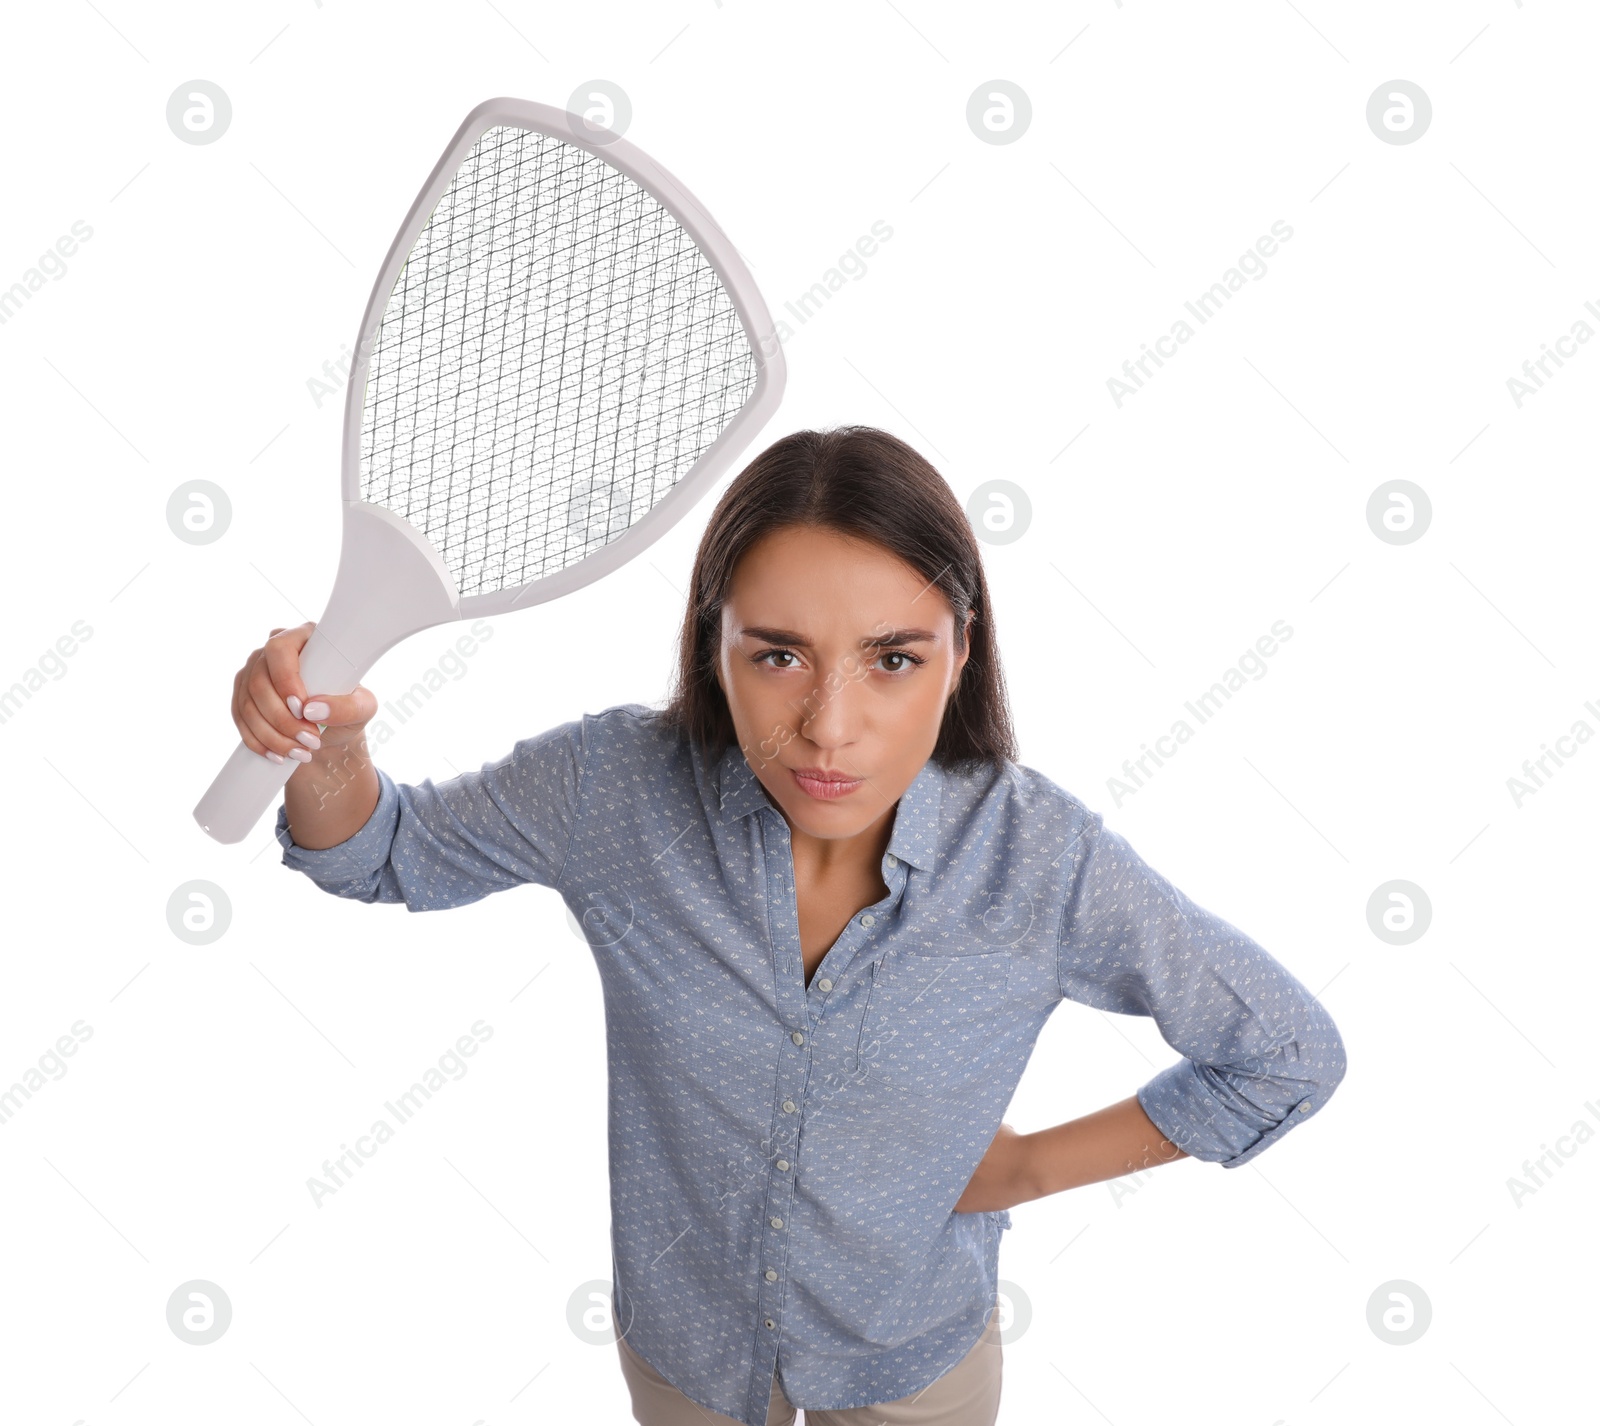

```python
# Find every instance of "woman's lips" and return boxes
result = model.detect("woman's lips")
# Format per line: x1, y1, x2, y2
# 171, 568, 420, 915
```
790, 767, 864, 801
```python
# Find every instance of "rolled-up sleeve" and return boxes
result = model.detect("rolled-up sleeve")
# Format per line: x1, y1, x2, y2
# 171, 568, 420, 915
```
1055, 811, 1346, 1168
273, 716, 588, 911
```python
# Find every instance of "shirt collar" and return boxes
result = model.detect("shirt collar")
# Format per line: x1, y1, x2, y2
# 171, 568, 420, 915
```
712, 740, 943, 873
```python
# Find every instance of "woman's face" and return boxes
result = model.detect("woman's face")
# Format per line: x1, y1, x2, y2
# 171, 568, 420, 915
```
714, 524, 971, 848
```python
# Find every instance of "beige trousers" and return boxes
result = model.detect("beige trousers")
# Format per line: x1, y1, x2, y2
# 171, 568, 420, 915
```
616, 1301, 1002, 1425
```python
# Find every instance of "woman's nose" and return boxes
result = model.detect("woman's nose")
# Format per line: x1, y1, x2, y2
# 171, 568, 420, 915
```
797, 666, 862, 745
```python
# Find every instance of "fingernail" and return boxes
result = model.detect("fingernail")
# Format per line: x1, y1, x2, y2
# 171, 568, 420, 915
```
286, 695, 303, 719
288, 747, 313, 763
265, 750, 286, 764
303, 700, 330, 721
297, 730, 322, 751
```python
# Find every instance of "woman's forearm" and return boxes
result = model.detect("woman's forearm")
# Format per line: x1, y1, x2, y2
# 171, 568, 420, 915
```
282, 735, 381, 850
1022, 1094, 1188, 1201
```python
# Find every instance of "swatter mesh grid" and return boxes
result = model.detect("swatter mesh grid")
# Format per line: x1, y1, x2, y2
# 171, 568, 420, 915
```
357, 125, 758, 598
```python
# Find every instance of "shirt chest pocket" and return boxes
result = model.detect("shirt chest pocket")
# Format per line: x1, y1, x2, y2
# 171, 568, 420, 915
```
854, 949, 1012, 1098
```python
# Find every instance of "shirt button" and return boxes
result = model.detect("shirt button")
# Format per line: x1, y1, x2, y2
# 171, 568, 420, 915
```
770, 1216, 784, 1229
885, 854, 897, 868
776, 1159, 789, 1171
1299, 1101, 1312, 1112
861, 914, 876, 928
817, 978, 832, 992
765, 1319, 775, 1330
765, 1269, 778, 1281
782, 1100, 796, 1113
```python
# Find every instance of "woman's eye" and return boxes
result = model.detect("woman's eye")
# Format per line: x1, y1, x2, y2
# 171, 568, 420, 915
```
753, 648, 925, 673
876, 650, 926, 674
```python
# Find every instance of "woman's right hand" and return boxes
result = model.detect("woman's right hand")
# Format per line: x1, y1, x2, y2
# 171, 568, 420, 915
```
231, 621, 379, 766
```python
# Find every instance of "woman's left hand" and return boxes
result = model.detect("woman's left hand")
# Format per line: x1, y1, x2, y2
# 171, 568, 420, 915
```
953, 1121, 1037, 1213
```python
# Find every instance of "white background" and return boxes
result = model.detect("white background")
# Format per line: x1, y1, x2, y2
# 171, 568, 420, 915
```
1, 1, 1595, 1422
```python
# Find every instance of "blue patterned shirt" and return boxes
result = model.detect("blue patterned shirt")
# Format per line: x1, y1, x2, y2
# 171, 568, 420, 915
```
275, 702, 1345, 1425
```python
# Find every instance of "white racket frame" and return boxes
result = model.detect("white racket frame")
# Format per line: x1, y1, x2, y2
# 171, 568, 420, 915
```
193, 96, 785, 844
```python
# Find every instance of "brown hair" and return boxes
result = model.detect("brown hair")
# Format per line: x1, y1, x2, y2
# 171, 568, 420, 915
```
658, 425, 1017, 772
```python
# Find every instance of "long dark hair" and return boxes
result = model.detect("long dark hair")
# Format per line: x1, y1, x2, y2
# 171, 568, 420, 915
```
658, 425, 1017, 773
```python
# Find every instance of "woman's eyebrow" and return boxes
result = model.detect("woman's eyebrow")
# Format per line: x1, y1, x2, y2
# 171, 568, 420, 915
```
739, 625, 940, 647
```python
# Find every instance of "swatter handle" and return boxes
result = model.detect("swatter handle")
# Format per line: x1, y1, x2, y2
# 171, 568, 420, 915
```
192, 500, 462, 845
191, 624, 373, 845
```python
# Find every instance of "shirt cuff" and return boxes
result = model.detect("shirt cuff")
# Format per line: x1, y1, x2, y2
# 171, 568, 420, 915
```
1136, 1059, 1317, 1170
275, 766, 400, 894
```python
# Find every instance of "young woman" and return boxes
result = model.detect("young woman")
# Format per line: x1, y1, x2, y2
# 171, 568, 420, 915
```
237, 426, 1346, 1426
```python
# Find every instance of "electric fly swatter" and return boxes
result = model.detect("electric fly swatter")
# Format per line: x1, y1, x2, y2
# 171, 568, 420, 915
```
193, 97, 785, 843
